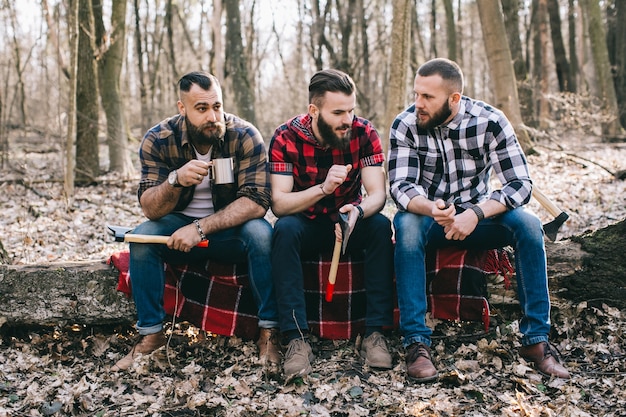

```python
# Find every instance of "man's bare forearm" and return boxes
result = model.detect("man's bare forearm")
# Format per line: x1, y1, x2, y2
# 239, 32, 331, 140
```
140, 183, 182, 220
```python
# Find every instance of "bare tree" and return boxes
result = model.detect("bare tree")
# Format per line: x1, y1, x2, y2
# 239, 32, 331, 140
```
547, 0, 573, 92
93, 0, 134, 177
383, 0, 412, 157
443, 0, 456, 61
580, 0, 622, 137
65, 0, 79, 202
476, 0, 533, 151
568, 0, 579, 93
5, 1, 27, 126
75, 0, 100, 185
607, 0, 626, 129
224, 0, 256, 124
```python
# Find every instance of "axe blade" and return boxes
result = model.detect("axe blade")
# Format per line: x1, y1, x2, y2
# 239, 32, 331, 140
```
543, 212, 569, 242
107, 224, 134, 242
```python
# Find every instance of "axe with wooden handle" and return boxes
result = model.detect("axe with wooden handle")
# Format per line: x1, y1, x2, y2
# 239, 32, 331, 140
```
532, 188, 569, 241
107, 225, 209, 247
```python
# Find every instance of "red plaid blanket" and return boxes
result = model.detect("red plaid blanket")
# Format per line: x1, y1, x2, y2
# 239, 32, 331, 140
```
109, 248, 512, 340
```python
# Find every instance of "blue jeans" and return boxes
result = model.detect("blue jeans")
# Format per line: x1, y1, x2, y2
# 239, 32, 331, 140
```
393, 207, 551, 348
272, 213, 395, 334
129, 213, 279, 335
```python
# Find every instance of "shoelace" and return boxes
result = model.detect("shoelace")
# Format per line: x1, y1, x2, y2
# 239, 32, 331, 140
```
366, 333, 387, 349
406, 343, 430, 363
286, 339, 308, 358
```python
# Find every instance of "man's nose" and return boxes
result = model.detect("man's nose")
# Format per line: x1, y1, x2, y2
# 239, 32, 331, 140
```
206, 110, 218, 122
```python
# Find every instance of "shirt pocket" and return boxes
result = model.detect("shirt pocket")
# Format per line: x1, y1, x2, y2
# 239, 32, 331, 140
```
460, 147, 487, 176
418, 152, 443, 184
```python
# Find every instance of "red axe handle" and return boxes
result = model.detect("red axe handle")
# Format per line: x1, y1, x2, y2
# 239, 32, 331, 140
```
325, 238, 342, 302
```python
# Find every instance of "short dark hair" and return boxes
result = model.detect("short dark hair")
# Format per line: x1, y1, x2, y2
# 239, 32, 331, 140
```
417, 58, 464, 94
177, 71, 220, 93
308, 69, 356, 107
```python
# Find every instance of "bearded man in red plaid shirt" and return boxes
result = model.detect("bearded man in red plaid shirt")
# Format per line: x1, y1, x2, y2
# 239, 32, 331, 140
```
269, 69, 395, 379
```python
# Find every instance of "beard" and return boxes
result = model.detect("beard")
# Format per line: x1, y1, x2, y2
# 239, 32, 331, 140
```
185, 117, 225, 148
416, 100, 452, 130
317, 113, 352, 150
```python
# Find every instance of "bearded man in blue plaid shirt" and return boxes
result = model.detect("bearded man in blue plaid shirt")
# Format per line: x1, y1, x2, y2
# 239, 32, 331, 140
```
388, 58, 570, 382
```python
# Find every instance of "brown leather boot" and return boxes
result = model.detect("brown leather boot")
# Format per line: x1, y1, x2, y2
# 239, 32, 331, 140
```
112, 331, 166, 371
405, 342, 438, 383
520, 341, 570, 379
256, 328, 282, 366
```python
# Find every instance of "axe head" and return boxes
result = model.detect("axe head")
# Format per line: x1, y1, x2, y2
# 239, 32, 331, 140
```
543, 212, 569, 242
338, 212, 354, 254
107, 225, 134, 242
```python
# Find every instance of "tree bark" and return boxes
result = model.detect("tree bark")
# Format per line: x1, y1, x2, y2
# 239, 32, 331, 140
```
383, 0, 412, 158
608, 0, 626, 129
547, 0, 573, 92
93, 0, 134, 177
501, 0, 535, 125
476, 0, 534, 152
75, 0, 100, 186
580, 0, 623, 137
224, 0, 256, 124
443, 0, 457, 61
64, 0, 79, 203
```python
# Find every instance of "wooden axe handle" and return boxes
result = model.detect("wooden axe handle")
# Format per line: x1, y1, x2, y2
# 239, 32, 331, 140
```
325, 238, 342, 302
123, 233, 209, 248
532, 188, 562, 218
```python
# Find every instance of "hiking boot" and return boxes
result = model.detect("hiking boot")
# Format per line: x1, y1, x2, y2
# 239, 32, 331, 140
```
256, 328, 282, 366
520, 341, 570, 379
360, 332, 392, 369
405, 342, 438, 383
283, 339, 314, 378
112, 331, 166, 371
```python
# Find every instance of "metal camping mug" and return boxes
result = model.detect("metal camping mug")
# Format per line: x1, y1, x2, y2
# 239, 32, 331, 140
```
211, 157, 234, 184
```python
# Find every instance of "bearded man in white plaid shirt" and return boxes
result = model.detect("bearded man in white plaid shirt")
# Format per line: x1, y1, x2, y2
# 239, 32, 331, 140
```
388, 58, 570, 383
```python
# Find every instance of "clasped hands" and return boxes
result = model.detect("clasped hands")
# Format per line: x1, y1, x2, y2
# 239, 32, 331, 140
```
432, 199, 479, 241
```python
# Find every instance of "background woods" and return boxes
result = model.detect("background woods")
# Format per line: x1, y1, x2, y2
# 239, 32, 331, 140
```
1, 0, 625, 184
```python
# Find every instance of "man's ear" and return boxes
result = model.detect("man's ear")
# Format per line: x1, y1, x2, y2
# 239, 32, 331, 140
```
308, 103, 318, 118
450, 92, 462, 105
177, 100, 185, 116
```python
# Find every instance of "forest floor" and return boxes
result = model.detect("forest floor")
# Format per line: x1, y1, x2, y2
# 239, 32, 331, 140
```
1, 112, 625, 416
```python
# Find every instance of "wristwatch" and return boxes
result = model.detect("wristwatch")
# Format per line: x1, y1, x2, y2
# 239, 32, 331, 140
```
167, 170, 181, 187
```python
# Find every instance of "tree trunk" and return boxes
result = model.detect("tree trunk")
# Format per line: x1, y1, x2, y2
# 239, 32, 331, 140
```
580, 0, 623, 137
64, 0, 79, 202
93, 0, 134, 177
224, 0, 256, 124
608, 0, 626, 129
443, 0, 456, 61
501, 0, 535, 125
5, 1, 27, 126
537, 0, 551, 130
568, 0, 579, 93
547, 0, 573, 92
211, 0, 224, 80
133, 0, 150, 133
383, 0, 412, 158
75, 0, 100, 186
476, 0, 534, 153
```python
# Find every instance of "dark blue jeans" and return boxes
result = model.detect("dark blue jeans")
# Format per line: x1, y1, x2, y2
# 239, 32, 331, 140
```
129, 213, 279, 335
272, 213, 395, 334
393, 207, 551, 348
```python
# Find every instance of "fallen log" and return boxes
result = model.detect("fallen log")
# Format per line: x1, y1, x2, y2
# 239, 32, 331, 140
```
0, 260, 135, 328
0, 236, 605, 329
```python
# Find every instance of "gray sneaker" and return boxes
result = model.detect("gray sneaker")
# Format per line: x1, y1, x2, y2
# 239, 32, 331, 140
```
283, 339, 314, 378
360, 332, 392, 369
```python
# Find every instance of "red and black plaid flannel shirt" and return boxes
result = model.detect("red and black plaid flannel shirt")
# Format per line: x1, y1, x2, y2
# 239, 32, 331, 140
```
268, 114, 384, 222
